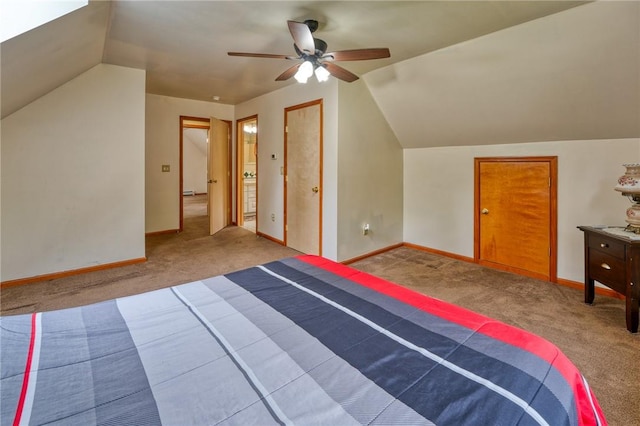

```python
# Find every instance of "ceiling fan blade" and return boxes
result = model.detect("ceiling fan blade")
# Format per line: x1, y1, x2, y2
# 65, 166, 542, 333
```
323, 48, 391, 61
276, 63, 301, 81
323, 62, 359, 83
287, 20, 315, 54
228, 52, 293, 59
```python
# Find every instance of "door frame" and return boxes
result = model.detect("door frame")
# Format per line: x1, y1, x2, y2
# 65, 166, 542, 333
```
236, 114, 258, 229
284, 99, 323, 255
179, 115, 232, 232
473, 156, 558, 282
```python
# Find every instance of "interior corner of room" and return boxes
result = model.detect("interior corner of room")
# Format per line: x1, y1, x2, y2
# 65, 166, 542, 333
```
1, 0, 639, 306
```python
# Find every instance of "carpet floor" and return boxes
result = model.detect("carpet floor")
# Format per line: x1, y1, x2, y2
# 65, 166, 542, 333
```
1, 200, 638, 425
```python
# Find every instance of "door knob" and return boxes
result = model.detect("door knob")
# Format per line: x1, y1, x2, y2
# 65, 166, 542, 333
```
208, 179, 217, 184
312, 186, 319, 193
481, 208, 489, 215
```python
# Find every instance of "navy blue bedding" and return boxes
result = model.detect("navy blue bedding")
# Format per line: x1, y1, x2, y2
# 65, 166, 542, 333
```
1, 255, 605, 425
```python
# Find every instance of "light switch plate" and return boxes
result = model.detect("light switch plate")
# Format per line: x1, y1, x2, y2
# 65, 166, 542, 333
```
162, 165, 170, 172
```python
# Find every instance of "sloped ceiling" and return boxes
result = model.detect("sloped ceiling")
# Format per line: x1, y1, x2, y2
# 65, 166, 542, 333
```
2, 0, 587, 117
184, 127, 207, 155
2, 1, 638, 148
365, 0, 640, 147
1, 1, 111, 119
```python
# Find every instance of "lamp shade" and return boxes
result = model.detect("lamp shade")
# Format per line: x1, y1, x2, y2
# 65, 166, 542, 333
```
315, 65, 330, 82
294, 61, 314, 83
615, 164, 640, 194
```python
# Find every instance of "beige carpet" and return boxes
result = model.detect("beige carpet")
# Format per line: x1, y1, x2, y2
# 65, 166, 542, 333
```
1, 200, 638, 424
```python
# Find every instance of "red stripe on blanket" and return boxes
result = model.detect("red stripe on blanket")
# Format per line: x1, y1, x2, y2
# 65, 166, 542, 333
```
13, 313, 37, 426
297, 255, 606, 426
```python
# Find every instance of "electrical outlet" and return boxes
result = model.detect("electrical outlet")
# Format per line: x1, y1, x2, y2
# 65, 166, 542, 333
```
363, 223, 370, 236
271, 213, 276, 222
161, 164, 170, 172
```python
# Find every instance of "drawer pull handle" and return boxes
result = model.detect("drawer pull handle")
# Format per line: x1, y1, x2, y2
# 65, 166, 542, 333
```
600, 263, 611, 270
600, 243, 609, 248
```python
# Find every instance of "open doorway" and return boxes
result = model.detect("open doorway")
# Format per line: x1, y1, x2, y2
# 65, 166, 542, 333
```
236, 115, 258, 233
180, 116, 210, 235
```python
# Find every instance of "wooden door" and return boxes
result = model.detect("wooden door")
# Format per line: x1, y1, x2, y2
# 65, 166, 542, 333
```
207, 117, 230, 235
475, 157, 557, 281
285, 100, 322, 255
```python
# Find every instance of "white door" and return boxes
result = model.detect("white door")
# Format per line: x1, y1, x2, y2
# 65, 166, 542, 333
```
285, 100, 322, 255
207, 117, 229, 235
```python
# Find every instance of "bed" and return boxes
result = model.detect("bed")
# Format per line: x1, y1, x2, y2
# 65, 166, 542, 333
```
1, 255, 605, 425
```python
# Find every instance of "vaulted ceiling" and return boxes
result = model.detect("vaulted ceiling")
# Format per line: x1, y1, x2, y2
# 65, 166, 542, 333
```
2, 0, 587, 117
2, 1, 638, 148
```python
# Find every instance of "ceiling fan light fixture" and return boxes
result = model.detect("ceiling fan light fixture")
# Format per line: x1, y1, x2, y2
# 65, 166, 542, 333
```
294, 60, 314, 83
314, 65, 330, 82
229, 20, 390, 83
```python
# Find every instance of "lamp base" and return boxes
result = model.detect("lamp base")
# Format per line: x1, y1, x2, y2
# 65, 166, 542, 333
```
624, 224, 640, 234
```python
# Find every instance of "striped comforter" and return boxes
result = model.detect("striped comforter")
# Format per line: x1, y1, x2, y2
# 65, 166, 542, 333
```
1, 255, 605, 425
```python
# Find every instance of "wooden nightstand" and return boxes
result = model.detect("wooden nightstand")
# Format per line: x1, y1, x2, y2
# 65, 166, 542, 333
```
578, 226, 639, 333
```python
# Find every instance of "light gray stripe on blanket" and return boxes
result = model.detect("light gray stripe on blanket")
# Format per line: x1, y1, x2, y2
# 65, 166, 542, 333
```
201, 274, 433, 426
26, 308, 98, 425
23, 301, 161, 425
116, 281, 357, 425
170, 286, 290, 426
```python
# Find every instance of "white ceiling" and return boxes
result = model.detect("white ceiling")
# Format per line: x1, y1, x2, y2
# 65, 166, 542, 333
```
1, 0, 589, 118
3, 1, 638, 149
365, 1, 640, 147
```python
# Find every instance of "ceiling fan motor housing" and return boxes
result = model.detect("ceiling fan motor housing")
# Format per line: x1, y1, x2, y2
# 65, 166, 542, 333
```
304, 19, 319, 33
294, 38, 328, 60
314, 39, 327, 56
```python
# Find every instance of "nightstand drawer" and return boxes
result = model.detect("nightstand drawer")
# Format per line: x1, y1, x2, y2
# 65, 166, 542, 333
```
588, 234, 625, 259
588, 249, 627, 294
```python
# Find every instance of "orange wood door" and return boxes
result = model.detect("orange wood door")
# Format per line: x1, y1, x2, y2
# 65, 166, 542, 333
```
475, 157, 557, 281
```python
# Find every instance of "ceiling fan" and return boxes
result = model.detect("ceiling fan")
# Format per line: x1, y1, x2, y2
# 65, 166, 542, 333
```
228, 20, 390, 83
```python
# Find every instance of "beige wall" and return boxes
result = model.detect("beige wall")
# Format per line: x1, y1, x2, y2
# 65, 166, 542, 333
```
337, 80, 403, 260
403, 138, 640, 283
234, 76, 404, 262
365, 1, 639, 149
4, 1, 635, 280
1, 64, 146, 281
145, 94, 233, 233
235, 78, 340, 259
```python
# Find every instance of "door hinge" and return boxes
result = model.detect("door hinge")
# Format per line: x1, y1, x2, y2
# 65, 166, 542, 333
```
285, 224, 288, 232
285, 126, 288, 133
549, 177, 551, 188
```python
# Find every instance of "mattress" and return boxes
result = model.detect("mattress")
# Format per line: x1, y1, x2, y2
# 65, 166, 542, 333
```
1, 255, 606, 425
